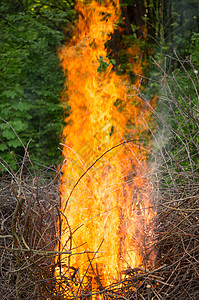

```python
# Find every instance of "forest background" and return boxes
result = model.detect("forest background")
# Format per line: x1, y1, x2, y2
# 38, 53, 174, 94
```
0, 0, 198, 171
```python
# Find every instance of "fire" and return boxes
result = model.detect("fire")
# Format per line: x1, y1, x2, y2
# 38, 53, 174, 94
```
55, 0, 156, 296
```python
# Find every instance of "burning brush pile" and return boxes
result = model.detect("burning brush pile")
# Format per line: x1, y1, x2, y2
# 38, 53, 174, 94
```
0, 70, 199, 300
0, 0, 199, 299
0, 77, 198, 299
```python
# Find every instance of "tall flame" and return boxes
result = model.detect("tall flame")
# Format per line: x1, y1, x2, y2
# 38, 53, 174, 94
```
56, 0, 156, 296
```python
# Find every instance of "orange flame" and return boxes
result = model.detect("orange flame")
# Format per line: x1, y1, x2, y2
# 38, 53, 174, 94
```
56, 0, 156, 296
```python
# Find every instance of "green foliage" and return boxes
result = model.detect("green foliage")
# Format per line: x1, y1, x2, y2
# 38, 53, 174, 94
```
97, 56, 116, 73
191, 32, 199, 65
171, 0, 199, 54
0, 0, 75, 170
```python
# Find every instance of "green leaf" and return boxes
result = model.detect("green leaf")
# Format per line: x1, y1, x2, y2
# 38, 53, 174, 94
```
7, 139, 21, 148
0, 143, 7, 151
2, 90, 17, 99
1, 129, 16, 140
13, 101, 31, 112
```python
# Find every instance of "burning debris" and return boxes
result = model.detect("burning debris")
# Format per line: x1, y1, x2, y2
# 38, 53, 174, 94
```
55, 0, 156, 295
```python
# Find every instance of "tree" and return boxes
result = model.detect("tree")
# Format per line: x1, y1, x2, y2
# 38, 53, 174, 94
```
0, 0, 75, 171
